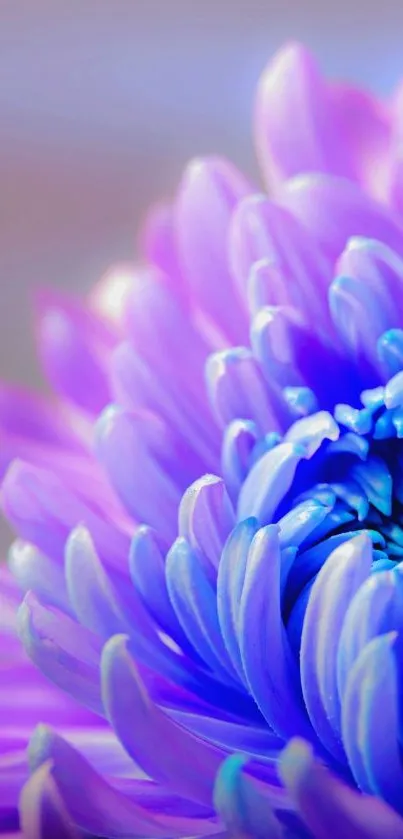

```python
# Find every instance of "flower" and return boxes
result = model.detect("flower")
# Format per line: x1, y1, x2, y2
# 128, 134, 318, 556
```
3, 40, 403, 839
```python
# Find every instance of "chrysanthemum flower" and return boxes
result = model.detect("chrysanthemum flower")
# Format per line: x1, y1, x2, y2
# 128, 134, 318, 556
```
4, 41, 403, 839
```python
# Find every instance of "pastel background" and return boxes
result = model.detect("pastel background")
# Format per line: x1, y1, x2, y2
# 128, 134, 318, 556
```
0, 0, 402, 548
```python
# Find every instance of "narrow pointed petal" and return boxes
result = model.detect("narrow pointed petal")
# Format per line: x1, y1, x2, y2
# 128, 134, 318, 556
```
8, 540, 70, 614
255, 43, 353, 185
129, 525, 199, 660
65, 525, 155, 643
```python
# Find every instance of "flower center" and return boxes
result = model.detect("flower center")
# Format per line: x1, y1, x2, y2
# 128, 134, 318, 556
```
264, 377, 403, 649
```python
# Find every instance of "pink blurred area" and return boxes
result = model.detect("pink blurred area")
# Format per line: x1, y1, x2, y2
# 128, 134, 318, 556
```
0, 0, 402, 549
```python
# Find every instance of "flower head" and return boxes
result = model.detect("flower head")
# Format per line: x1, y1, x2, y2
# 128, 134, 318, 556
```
3, 41, 403, 839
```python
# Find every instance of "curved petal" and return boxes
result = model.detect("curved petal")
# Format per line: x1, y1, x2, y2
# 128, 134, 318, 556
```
300, 533, 372, 760
214, 755, 283, 838
280, 738, 403, 839
239, 525, 312, 739
101, 635, 226, 806
341, 632, 403, 810
19, 761, 79, 839
175, 157, 250, 343
28, 726, 219, 838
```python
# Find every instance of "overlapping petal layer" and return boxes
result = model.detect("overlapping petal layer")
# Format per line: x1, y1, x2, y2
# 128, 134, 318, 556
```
3, 40, 403, 839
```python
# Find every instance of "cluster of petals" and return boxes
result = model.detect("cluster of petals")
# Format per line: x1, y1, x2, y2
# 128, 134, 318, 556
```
3, 41, 403, 839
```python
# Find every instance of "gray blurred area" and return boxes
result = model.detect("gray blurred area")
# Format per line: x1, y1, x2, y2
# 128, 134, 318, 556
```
0, 0, 403, 549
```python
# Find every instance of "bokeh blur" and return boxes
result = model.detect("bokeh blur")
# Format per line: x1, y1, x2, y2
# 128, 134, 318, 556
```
1, 0, 403, 549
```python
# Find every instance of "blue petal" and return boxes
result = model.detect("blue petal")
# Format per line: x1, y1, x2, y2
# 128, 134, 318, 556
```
221, 419, 258, 501
284, 411, 339, 457
130, 525, 201, 662
385, 370, 403, 409
217, 518, 259, 679
237, 442, 304, 524
20, 760, 79, 839
300, 533, 372, 760
165, 537, 240, 685
214, 755, 282, 838
28, 726, 217, 837
342, 632, 403, 811
179, 475, 235, 573
238, 525, 312, 739
279, 735, 403, 839
351, 457, 393, 516
101, 635, 225, 807
378, 328, 403, 377
277, 499, 333, 549
337, 566, 403, 698
205, 347, 280, 434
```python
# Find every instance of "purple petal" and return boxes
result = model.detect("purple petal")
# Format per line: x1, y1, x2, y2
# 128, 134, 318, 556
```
65, 525, 157, 644
175, 157, 250, 343
139, 202, 188, 307
279, 173, 403, 264
280, 738, 403, 839
8, 540, 71, 615
255, 43, 390, 197
2, 460, 129, 568
18, 593, 103, 716
19, 761, 79, 839
28, 726, 219, 837
122, 265, 213, 423
229, 194, 330, 327
35, 290, 114, 415
112, 341, 219, 472
178, 475, 235, 572
101, 634, 226, 806
206, 347, 280, 434
95, 406, 180, 541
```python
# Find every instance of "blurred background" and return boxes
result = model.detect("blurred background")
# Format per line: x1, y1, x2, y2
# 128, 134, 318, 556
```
1, 0, 403, 546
